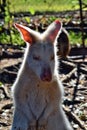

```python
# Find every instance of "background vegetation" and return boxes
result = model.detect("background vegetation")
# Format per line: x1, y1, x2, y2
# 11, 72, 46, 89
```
0, 0, 87, 46
8, 0, 87, 13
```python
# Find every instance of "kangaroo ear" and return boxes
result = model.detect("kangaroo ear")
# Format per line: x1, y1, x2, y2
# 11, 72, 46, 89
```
14, 23, 33, 44
43, 20, 62, 43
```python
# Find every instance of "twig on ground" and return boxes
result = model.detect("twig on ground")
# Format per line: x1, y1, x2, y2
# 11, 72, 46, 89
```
63, 105, 87, 130
0, 85, 10, 99
61, 68, 77, 82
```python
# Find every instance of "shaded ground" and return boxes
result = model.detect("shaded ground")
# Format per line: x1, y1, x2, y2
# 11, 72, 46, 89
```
0, 44, 87, 130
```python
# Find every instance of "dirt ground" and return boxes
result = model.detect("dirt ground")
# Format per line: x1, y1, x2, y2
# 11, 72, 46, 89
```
0, 44, 87, 130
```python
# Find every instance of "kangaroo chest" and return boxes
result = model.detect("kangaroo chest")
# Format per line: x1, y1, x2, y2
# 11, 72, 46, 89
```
28, 86, 47, 119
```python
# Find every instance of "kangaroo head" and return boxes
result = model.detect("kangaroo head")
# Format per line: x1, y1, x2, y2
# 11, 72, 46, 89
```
14, 20, 62, 82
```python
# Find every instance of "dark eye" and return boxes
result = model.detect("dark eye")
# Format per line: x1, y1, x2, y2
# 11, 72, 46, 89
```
50, 54, 54, 61
33, 55, 40, 61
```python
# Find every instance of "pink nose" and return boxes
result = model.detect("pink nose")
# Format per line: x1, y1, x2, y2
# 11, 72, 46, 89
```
40, 67, 52, 82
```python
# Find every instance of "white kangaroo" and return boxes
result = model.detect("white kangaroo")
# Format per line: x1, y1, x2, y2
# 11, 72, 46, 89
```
11, 20, 73, 130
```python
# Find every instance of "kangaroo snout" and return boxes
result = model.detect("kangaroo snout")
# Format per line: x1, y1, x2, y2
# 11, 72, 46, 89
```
40, 67, 52, 82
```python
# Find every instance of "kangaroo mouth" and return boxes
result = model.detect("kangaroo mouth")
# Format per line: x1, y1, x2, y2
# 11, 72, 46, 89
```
40, 74, 52, 82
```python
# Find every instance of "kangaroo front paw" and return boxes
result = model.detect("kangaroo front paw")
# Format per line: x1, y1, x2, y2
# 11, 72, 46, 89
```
38, 119, 47, 130
28, 120, 36, 130
28, 125, 36, 130
38, 125, 46, 130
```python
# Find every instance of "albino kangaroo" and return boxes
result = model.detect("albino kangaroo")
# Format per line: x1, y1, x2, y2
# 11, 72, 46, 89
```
11, 20, 73, 130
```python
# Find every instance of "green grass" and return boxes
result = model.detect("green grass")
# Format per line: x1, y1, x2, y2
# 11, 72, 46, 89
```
69, 31, 87, 46
1, 0, 87, 46
0, 29, 87, 46
9, 0, 80, 13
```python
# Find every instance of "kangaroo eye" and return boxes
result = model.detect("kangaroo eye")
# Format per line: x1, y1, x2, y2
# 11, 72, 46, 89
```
50, 54, 54, 61
33, 55, 40, 61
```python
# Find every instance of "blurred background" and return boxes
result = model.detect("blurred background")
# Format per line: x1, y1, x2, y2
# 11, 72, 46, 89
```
0, 0, 87, 46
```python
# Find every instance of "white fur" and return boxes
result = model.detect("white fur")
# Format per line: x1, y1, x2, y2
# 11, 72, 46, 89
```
11, 21, 73, 130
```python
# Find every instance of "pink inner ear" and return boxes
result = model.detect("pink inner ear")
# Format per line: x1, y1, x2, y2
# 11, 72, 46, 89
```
43, 20, 62, 43
14, 23, 33, 44
54, 19, 61, 24
48, 29, 59, 42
